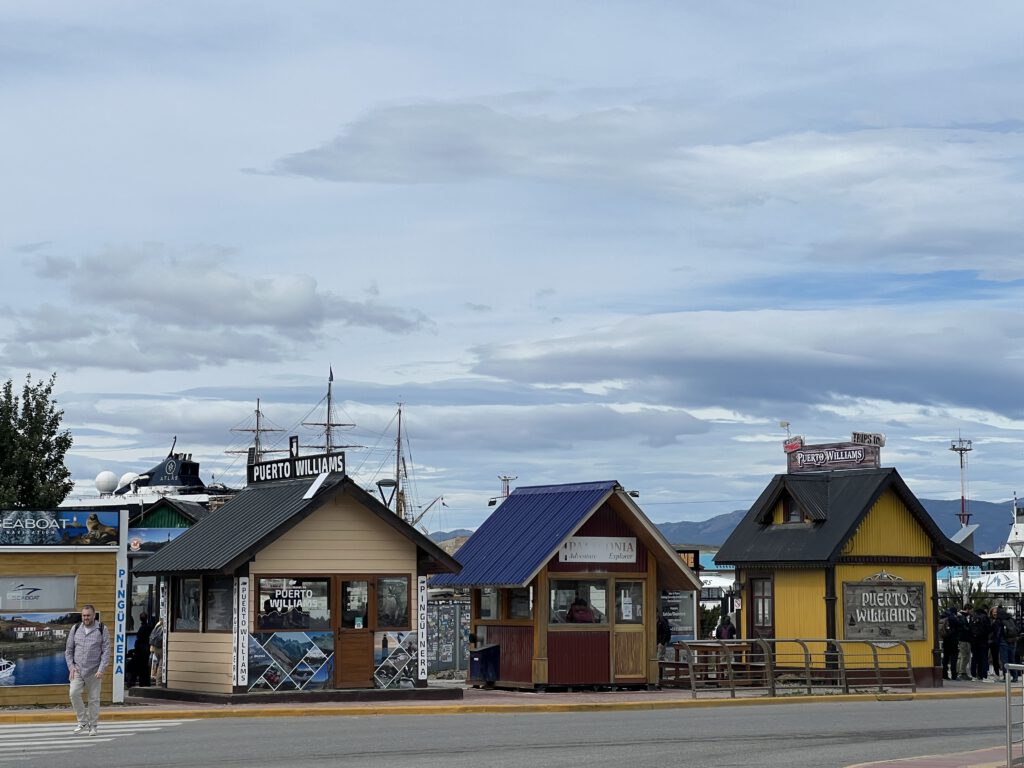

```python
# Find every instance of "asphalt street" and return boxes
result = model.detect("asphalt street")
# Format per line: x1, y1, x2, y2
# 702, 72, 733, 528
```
0, 696, 1007, 768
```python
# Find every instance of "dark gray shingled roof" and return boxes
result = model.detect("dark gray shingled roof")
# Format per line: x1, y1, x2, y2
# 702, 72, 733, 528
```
714, 467, 981, 567
133, 473, 460, 576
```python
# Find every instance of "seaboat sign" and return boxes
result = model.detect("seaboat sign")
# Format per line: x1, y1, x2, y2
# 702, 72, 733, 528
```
787, 441, 881, 474
247, 450, 346, 484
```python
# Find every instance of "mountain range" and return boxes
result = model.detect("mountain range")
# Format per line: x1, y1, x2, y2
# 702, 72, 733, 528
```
429, 498, 1017, 555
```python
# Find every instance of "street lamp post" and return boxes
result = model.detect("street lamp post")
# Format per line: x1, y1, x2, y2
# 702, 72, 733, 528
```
1009, 534, 1024, 619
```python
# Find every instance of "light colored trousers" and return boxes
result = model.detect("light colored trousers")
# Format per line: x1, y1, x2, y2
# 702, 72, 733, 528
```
957, 640, 972, 678
69, 673, 102, 726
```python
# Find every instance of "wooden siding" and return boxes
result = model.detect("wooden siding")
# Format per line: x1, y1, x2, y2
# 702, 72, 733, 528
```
251, 496, 417, 573
834, 563, 935, 668
613, 629, 645, 678
166, 632, 234, 693
484, 625, 533, 684
773, 569, 827, 639
0, 551, 117, 706
844, 490, 931, 557
771, 501, 784, 525
548, 631, 610, 684
547, 504, 649, 574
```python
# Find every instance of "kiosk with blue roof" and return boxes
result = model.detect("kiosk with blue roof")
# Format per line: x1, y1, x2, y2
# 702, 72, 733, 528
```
431, 480, 701, 689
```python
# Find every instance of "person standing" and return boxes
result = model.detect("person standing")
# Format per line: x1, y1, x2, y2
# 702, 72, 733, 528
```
65, 605, 111, 735
149, 616, 165, 685
990, 606, 1003, 680
133, 612, 152, 687
940, 606, 960, 680
969, 605, 991, 681
956, 605, 973, 680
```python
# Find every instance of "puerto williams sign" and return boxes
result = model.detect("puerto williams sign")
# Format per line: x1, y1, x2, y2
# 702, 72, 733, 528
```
843, 581, 926, 641
787, 441, 881, 474
247, 447, 346, 484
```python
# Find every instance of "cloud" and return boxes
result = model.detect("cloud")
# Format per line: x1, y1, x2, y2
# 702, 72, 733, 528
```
2, 246, 433, 373
471, 307, 1024, 418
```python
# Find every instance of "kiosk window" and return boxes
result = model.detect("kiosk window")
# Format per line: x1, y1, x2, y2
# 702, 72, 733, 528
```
478, 587, 499, 620
550, 579, 607, 624
508, 587, 533, 619
174, 577, 201, 631
341, 580, 369, 629
615, 581, 644, 624
257, 578, 330, 630
376, 576, 409, 628
203, 576, 233, 632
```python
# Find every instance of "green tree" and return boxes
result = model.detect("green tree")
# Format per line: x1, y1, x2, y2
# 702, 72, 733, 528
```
0, 373, 74, 508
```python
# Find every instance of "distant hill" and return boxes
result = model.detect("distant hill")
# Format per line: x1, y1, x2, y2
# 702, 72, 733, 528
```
428, 499, 1016, 554
650, 498, 1015, 553
429, 528, 474, 543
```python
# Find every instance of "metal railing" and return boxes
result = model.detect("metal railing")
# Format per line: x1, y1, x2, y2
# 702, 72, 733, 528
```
1005, 663, 1024, 767
659, 638, 916, 699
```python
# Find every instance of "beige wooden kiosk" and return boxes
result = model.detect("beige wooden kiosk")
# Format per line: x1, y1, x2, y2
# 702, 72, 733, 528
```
134, 465, 459, 697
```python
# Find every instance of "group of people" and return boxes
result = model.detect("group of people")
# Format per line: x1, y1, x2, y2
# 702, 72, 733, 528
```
126, 612, 165, 688
940, 603, 1022, 683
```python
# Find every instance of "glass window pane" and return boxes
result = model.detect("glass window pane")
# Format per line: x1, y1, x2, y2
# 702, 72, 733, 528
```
508, 587, 533, 619
174, 577, 201, 631
377, 577, 409, 628
341, 580, 369, 629
549, 579, 607, 624
479, 587, 499, 620
257, 578, 331, 630
204, 576, 234, 632
615, 581, 644, 624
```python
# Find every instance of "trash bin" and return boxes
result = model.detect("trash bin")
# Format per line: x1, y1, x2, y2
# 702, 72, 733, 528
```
469, 644, 500, 685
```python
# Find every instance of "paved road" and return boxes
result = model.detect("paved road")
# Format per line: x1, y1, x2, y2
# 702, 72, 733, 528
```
2, 697, 1006, 768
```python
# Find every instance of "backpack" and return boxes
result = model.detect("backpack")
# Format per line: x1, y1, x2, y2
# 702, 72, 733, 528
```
969, 613, 989, 640
939, 616, 951, 639
1003, 617, 1019, 642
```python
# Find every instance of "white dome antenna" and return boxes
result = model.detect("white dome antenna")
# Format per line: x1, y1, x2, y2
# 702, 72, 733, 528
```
95, 471, 118, 495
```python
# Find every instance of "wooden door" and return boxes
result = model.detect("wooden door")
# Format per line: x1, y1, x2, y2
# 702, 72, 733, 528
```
612, 579, 646, 681
335, 578, 374, 688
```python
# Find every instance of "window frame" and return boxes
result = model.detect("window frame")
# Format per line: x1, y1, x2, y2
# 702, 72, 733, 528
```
202, 574, 235, 633
172, 576, 202, 632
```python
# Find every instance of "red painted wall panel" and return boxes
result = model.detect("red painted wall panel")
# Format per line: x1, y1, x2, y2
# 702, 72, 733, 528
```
486, 625, 533, 683
548, 631, 610, 684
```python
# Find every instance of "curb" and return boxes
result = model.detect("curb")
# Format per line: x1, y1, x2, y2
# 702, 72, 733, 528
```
0, 687, 1008, 724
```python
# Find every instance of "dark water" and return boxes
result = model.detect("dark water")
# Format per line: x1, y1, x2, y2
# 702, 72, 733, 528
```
0, 650, 68, 687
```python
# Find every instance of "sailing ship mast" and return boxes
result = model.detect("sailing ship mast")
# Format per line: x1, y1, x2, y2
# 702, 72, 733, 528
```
228, 398, 286, 463
302, 368, 359, 454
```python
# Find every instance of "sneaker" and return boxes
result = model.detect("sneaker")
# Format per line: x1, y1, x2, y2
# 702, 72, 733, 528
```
72, 724, 86, 734
88, 726, 97, 736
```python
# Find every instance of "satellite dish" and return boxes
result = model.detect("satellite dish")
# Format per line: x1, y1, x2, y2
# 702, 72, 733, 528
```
95, 471, 118, 495
118, 472, 140, 490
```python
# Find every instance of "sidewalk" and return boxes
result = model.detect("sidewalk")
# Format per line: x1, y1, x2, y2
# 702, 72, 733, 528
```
0, 677, 1013, 766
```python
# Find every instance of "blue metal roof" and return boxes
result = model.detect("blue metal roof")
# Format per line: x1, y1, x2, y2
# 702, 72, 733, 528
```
431, 481, 618, 588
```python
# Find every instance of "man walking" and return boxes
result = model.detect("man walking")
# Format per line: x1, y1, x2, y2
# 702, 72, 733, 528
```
65, 605, 111, 735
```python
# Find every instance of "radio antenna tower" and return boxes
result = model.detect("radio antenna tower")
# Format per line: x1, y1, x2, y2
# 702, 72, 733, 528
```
950, 436, 973, 527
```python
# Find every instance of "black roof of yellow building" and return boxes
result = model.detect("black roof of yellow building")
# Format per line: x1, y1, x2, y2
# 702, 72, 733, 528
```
714, 467, 981, 568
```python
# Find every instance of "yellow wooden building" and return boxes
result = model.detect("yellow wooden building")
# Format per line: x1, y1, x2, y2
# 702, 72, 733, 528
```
714, 463, 979, 687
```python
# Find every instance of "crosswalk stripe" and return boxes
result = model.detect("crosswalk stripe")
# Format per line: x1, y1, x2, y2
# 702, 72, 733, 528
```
0, 719, 191, 764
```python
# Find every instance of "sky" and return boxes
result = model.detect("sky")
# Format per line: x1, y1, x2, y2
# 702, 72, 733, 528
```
3, 2, 1024, 532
